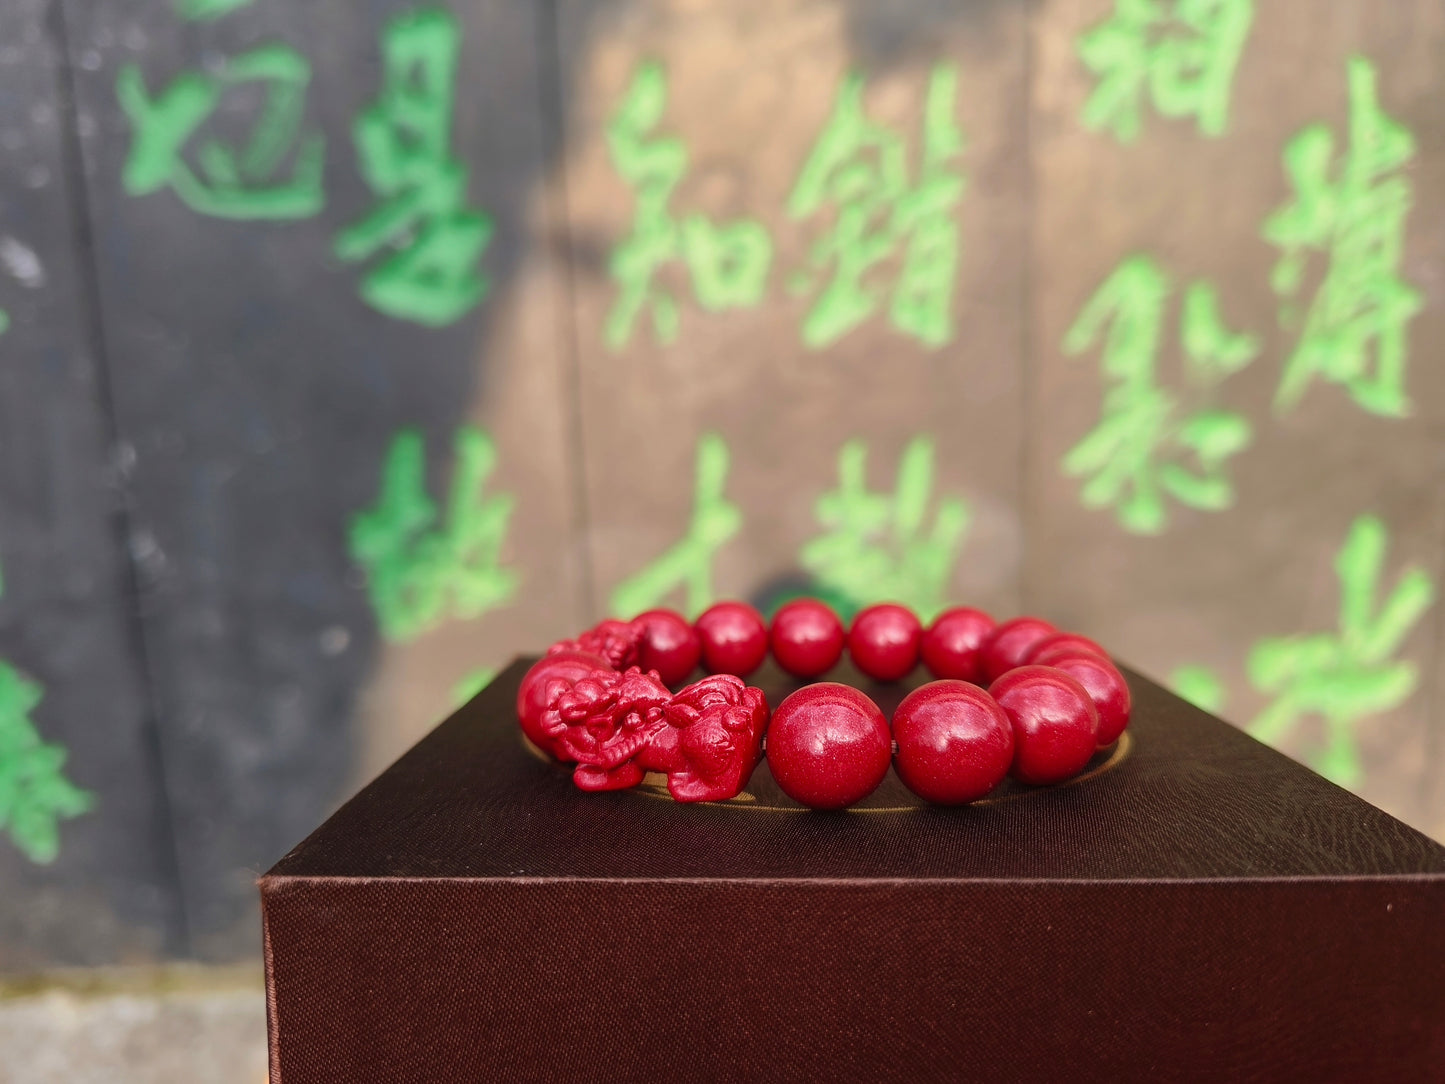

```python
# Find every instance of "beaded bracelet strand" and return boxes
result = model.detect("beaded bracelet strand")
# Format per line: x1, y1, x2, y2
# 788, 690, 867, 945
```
516, 599, 1131, 811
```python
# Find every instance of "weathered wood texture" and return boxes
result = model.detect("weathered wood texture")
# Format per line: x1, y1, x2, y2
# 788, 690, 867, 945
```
4, 0, 1445, 968
558, 0, 1028, 623
1028, 0, 1445, 833
0, 0, 182, 967
54, 0, 581, 959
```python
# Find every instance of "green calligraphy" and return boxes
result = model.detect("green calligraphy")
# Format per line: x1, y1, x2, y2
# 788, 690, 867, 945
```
117, 45, 324, 220
1063, 255, 1259, 534
0, 548, 92, 864
1172, 515, 1434, 787
453, 666, 496, 707
609, 434, 741, 618
336, 8, 492, 327
789, 65, 964, 349
1169, 665, 1226, 715
173, 0, 254, 21
1079, 0, 1254, 143
800, 436, 968, 623
605, 62, 772, 349
0, 663, 93, 864
1264, 57, 1420, 417
350, 426, 518, 642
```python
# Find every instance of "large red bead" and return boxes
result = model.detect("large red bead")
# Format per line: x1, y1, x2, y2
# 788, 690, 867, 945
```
920, 607, 996, 682
1037, 650, 1131, 747
633, 608, 701, 685
979, 616, 1058, 682
767, 683, 891, 810
694, 600, 768, 677
516, 649, 609, 758
989, 665, 1099, 785
892, 680, 1014, 805
847, 603, 922, 682
769, 598, 845, 678
1027, 632, 1108, 665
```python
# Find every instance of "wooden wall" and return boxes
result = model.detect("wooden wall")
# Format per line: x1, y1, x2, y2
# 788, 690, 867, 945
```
2, 0, 1441, 964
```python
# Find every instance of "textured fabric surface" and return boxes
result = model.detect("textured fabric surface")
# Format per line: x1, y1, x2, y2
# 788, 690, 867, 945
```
262, 661, 1445, 1081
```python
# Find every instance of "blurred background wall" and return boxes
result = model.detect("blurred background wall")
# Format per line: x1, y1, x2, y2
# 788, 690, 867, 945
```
2, 0, 1443, 972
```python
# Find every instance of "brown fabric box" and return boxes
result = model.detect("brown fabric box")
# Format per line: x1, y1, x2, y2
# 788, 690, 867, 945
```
261, 659, 1445, 1082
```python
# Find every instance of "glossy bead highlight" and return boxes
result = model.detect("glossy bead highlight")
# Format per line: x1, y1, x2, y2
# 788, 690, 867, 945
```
766, 683, 891, 810
769, 598, 845, 678
847, 603, 923, 682
633, 608, 702, 685
979, 616, 1058, 682
920, 607, 996, 682
989, 665, 1099, 786
694, 601, 769, 677
1037, 650, 1131, 747
892, 680, 1014, 804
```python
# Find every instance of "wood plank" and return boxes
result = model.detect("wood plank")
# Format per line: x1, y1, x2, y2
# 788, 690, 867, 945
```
58, 0, 582, 957
0, 0, 183, 967
1027, 0, 1445, 833
557, 0, 1030, 627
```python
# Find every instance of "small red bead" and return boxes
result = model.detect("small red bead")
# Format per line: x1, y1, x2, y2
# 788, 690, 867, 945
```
1037, 650, 1131, 747
892, 680, 1014, 805
847, 603, 922, 682
767, 683, 891, 810
694, 600, 769, 677
979, 616, 1058, 682
769, 598, 845, 678
633, 608, 701, 685
989, 665, 1099, 786
920, 607, 996, 682
1027, 632, 1108, 666
516, 649, 609, 758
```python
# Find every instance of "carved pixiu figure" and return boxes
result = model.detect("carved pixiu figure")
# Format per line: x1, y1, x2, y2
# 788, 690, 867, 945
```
518, 616, 769, 802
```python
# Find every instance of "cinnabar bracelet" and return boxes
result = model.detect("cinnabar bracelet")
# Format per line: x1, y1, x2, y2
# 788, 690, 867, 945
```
516, 599, 1131, 810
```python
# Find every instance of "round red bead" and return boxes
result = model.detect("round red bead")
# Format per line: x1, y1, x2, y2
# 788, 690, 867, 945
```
633, 608, 701, 685
694, 600, 768, 677
989, 665, 1099, 786
1038, 650, 1131, 747
892, 680, 1014, 805
516, 649, 609, 758
769, 598, 845, 679
979, 616, 1058, 682
1027, 632, 1108, 666
767, 682, 891, 810
847, 603, 922, 682
920, 607, 996, 682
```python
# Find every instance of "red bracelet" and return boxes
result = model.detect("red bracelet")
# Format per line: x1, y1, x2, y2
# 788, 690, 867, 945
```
516, 599, 1131, 810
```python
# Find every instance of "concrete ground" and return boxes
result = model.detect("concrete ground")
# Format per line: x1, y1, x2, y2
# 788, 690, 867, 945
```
0, 964, 267, 1083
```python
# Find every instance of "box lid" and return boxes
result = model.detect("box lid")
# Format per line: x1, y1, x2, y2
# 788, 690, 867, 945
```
266, 658, 1445, 883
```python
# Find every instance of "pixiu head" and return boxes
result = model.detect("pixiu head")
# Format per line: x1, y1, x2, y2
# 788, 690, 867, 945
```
542, 667, 672, 780
547, 618, 643, 670
655, 675, 770, 803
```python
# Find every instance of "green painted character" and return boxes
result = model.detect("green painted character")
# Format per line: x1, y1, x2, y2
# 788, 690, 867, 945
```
117, 45, 324, 219
452, 666, 496, 707
173, 0, 253, 20
1264, 57, 1420, 417
0, 662, 93, 864
1169, 664, 1227, 715
350, 426, 519, 642
605, 62, 772, 349
1063, 255, 1259, 534
1246, 515, 1433, 787
336, 8, 492, 327
609, 433, 741, 618
789, 65, 964, 349
800, 436, 968, 622
0, 310, 8, 336
1078, 0, 1255, 143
